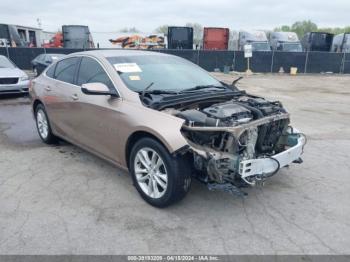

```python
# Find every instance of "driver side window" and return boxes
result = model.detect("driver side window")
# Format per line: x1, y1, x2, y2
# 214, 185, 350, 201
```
77, 57, 114, 91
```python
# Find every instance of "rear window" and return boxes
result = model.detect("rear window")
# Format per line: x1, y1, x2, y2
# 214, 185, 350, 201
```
54, 57, 79, 84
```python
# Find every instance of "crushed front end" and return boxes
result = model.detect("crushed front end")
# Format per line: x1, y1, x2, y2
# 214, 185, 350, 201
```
165, 94, 306, 196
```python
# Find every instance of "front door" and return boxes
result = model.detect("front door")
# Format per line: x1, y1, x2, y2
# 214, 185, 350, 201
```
66, 56, 123, 163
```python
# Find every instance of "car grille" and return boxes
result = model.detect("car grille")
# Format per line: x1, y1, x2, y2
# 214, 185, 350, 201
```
0, 77, 19, 85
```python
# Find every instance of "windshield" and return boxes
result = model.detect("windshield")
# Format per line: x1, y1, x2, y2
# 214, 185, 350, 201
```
251, 42, 271, 51
107, 55, 225, 92
0, 56, 16, 68
282, 43, 303, 52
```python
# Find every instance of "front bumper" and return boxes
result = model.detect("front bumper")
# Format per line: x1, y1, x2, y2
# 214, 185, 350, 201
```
0, 81, 30, 95
239, 133, 305, 180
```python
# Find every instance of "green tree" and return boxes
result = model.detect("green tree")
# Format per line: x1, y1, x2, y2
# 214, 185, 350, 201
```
317, 27, 350, 35
154, 25, 169, 34
274, 25, 291, 32
185, 22, 203, 46
291, 20, 318, 38
119, 27, 140, 33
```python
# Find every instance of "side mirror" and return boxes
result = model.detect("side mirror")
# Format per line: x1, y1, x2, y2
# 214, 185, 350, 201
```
81, 83, 117, 96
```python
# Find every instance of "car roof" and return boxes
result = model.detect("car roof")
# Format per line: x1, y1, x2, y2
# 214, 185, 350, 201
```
71, 49, 170, 59
45, 53, 66, 56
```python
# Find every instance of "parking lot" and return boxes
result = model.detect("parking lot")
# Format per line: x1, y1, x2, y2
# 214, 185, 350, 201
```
0, 73, 350, 255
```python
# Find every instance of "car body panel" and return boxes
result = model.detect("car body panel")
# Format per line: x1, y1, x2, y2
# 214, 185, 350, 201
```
30, 50, 189, 168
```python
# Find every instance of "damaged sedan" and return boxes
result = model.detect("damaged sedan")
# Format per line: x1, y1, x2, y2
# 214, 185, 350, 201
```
30, 50, 306, 207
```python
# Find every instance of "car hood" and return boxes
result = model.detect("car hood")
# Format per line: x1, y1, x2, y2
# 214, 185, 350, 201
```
0, 67, 27, 78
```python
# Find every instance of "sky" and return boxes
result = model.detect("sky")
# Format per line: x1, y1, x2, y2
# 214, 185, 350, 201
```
0, 0, 349, 33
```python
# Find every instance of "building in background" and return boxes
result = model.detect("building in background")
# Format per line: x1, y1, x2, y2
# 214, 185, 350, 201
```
0, 23, 43, 47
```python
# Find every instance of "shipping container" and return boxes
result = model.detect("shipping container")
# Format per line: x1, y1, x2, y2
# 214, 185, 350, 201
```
302, 32, 334, 52
167, 26, 193, 49
62, 25, 95, 49
203, 27, 229, 50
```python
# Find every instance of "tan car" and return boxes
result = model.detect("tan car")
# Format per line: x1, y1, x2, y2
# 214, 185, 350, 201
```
30, 50, 306, 207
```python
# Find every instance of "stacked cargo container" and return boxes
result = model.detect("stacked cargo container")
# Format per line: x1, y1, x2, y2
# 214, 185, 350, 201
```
203, 27, 229, 50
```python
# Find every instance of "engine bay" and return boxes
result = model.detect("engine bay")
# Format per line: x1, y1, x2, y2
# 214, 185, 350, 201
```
160, 93, 302, 191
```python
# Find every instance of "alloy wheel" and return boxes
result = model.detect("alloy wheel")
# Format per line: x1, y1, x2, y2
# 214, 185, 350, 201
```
36, 109, 49, 139
134, 147, 168, 199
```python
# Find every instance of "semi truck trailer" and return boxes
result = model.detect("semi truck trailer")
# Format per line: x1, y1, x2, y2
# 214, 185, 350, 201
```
331, 33, 350, 53
270, 32, 302, 52
301, 32, 334, 52
238, 30, 271, 51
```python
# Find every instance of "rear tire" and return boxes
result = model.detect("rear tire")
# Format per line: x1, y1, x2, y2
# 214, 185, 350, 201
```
129, 137, 191, 207
35, 104, 58, 144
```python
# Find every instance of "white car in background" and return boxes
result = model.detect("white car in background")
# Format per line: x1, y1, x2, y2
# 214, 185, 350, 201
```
0, 55, 30, 95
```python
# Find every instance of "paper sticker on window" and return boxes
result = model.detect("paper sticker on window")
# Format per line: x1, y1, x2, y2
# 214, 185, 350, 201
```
129, 75, 141, 81
114, 63, 142, 73
51, 56, 58, 60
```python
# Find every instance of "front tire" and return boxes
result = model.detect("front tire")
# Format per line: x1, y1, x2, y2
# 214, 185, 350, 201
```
129, 137, 191, 207
35, 104, 58, 144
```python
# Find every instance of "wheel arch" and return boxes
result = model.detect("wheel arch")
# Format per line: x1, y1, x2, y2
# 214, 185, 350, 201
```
125, 131, 169, 169
32, 99, 43, 113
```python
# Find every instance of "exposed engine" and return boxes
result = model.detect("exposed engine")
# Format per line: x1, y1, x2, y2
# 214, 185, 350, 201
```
167, 95, 294, 189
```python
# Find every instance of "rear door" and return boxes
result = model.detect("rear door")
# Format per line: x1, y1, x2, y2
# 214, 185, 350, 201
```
44, 57, 81, 141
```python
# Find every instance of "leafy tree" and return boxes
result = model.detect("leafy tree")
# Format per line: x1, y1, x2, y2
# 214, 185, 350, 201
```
154, 25, 169, 34
275, 20, 350, 38
317, 27, 350, 35
185, 22, 203, 46
119, 27, 140, 33
274, 25, 291, 32
291, 20, 318, 38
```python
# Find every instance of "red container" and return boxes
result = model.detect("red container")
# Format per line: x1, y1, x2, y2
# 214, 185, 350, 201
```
203, 27, 229, 50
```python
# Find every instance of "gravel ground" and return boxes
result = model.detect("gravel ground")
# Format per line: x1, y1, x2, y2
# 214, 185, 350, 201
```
0, 73, 349, 255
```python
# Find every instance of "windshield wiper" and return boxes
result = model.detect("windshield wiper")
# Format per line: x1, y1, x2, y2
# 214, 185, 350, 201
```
141, 82, 154, 102
140, 82, 179, 103
179, 85, 227, 93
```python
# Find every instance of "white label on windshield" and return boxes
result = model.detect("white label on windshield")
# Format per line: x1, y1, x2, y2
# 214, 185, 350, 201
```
114, 63, 142, 73
129, 75, 141, 81
51, 56, 58, 60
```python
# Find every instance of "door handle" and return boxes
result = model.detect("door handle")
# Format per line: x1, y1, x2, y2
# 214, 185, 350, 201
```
71, 94, 79, 100
45, 86, 51, 91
